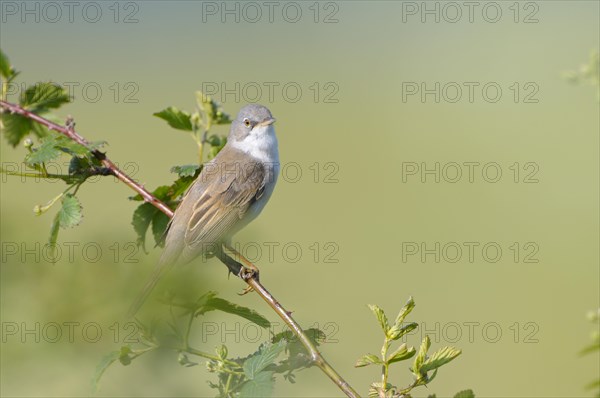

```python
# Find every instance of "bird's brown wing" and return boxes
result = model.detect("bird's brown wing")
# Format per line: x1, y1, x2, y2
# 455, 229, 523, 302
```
180, 160, 266, 260
127, 160, 266, 318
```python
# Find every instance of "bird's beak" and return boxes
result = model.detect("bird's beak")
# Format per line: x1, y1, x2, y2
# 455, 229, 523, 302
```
259, 117, 276, 126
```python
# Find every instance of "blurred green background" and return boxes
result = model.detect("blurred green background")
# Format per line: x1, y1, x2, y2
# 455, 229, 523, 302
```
1, 1, 598, 397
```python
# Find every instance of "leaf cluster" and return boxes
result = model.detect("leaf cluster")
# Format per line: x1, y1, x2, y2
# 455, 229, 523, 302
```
1, 50, 232, 256
94, 291, 326, 398
153, 90, 231, 161
356, 297, 465, 398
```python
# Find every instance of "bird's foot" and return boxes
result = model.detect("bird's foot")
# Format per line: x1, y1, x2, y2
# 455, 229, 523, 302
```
237, 267, 259, 295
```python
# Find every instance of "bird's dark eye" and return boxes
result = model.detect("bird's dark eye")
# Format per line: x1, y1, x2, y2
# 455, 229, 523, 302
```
243, 118, 251, 127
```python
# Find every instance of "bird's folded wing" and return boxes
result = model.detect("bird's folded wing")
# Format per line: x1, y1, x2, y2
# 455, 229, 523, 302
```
183, 161, 266, 252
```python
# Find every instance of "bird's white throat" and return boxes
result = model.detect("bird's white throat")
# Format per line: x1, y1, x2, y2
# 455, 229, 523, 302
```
230, 124, 279, 164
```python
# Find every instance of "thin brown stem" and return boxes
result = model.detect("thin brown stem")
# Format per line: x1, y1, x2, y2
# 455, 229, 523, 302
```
246, 276, 360, 398
0, 100, 361, 398
0, 100, 174, 218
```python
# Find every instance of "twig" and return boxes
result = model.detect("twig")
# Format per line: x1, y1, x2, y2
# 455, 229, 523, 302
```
0, 100, 174, 218
0, 100, 361, 398
247, 275, 360, 397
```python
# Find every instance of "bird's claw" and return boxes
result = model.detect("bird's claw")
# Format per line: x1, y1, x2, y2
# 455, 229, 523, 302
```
237, 267, 258, 295
238, 286, 254, 295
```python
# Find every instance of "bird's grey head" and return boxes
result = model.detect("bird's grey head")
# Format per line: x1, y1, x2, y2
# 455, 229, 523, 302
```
229, 104, 276, 142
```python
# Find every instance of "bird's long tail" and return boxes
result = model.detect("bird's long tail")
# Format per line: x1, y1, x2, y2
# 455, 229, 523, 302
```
126, 258, 176, 319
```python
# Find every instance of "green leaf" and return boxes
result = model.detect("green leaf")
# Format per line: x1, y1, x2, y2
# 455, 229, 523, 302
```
87, 140, 107, 151
54, 135, 90, 157
1, 113, 32, 147
129, 174, 196, 205
132, 202, 158, 250
354, 353, 382, 367
58, 194, 82, 228
0, 49, 18, 81
243, 340, 286, 379
151, 210, 170, 247
20, 82, 70, 111
154, 107, 193, 131
91, 350, 120, 392
368, 304, 389, 334
388, 322, 418, 341
239, 370, 275, 397
29, 112, 64, 139
393, 297, 416, 327
69, 156, 102, 176
171, 164, 200, 178
387, 343, 416, 364
419, 346, 462, 374
30, 119, 51, 139
369, 382, 393, 398
195, 91, 232, 126
207, 135, 227, 160
169, 177, 196, 200
454, 389, 475, 398
201, 296, 270, 328
270, 327, 324, 375
412, 335, 431, 377
25, 136, 63, 165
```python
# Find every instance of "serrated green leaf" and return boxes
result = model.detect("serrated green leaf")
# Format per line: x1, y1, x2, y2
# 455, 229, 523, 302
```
171, 164, 200, 178
91, 350, 120, 392
243, 340, 286, 380
68, 156, 102, 176
25, 136, 62, 165
87, 140, 107, 151
270, 327, 324, 373
21, 82, 69, 111
154, 107, 193, 131
200, 296, 270, 328
368, 304, 389, 334
58, 194, 82, 228
170, 177, 196, 200
1, 113, 32, 147
420, 346, 461, 374
388, 322, 418, 341
132, 202, 158, 251
30, 119, 51, 139
454, 389, 475, 398
239, 370, 275, 397
387, 343, 416, 364
354, 353, 382, 367
412, 335, 431, 377
151, 210, 170, 247
54, 135, 90, 156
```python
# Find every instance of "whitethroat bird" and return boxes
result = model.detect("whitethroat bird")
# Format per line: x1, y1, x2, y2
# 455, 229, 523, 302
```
128, 104, 279, 317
